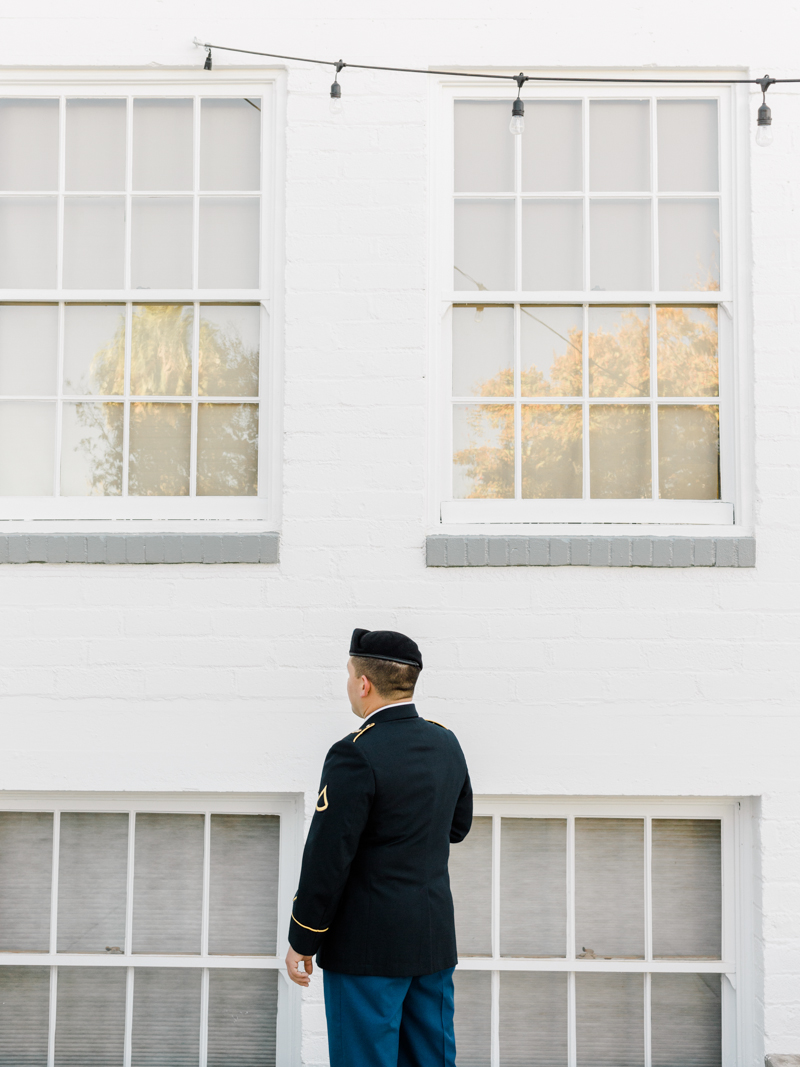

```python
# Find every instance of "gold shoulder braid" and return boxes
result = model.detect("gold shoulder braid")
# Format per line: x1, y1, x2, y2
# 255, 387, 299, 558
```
353, 722, 376, 742
426, 719, 449, 730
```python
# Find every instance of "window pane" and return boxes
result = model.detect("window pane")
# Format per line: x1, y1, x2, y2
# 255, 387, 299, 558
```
657, 307, 718, 397
0, 198, 57, 288
133, 813, 203, 953
453, 404, 514, 500
522, 101, 582, 192
128, 403, 191, 497
575, 818, 644, 958
653, 820, 721, 958
131, 198, 193, 290
0, 812, 52, 951
207, 971, 278, 1067
522, 200, 583, 290
522, 405, 582, 499
66, 100, 126, 192
55, 967, 126, 1067
0, 100, 58, 191
651, 975, 721, 1067
199, 305, 260, 396
449, 815, 492, 955
590, 200, 651, 291
521, 306, 582, 396
0, 305, 58, 395
500, 818, 566, 956
201, 98, 261, 191
590, 101, 650, 191
57, 812, 128, 953
131, 969, 201, 1067
500, 972, 568, 1067
657, 101, 719, 192
63, 305, 125, 396
133, 99, 193, 191
454, 200, 515, 291
658, 405, 719, 500
130, 304, 193, 397
588, 307, 649, 398
452, 306, 513, 398
454, 101, 514, 193
199, 199, 260, 288
209, 815, 279, 954
576, 974, 644, 1067
0, 967, 50, 1065
0, 402, 55, 495
197, 404, 259, 497
659, 199, 720, 290
589, 405, 651, 499
61, 402, 124, 496
63, 198, 125, 289
453, 970, 491, 1067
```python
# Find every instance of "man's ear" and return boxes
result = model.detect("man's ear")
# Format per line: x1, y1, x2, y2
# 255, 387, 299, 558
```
360, 675, 372, 697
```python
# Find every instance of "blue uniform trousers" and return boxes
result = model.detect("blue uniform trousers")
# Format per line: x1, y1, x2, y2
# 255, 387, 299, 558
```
323, 966, 457, 1067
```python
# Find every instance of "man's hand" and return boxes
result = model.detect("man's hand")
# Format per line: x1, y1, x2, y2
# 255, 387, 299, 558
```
285, 946, 313, 987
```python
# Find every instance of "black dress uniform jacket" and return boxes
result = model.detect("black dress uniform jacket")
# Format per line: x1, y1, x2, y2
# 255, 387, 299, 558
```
289, 702, 473, 977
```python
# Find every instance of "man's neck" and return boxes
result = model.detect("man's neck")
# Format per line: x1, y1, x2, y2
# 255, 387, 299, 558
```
361, 698, 414, 723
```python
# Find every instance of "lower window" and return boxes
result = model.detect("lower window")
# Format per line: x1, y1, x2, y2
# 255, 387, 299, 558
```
0, 794, 296, 1066
449, 799, 740, 1067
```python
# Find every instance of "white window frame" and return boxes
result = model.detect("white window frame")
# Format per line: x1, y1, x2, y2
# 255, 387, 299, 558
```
0, 69, 286, 527
458, 795, 756, 1067
428, 75, 754, 535
0, 790, 303, 1067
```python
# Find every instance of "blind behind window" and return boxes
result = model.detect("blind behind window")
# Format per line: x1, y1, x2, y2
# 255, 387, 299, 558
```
54, 967, 126, 1067
453, 969, 491, 1067
57, 812, 128, 953
652, 819, 721, 958
209, 814, 279, 955
576, 973, 644, 1067
207, 970, 277, 1067
0, 966, 50, 1066
575, 818, 644, 958
500, 818, 566, 957
500, 971, 568, 1067
131, 968, 201, 1067
0, 812, 52, 952
449, 815, 492, 956
133, 814, 203, 954
651, 974, 721, 1067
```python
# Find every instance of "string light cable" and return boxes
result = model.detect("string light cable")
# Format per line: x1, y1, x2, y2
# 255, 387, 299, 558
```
194, 38, 796, 146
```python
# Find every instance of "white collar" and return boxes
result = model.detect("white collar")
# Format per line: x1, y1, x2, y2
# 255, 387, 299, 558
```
361, 699, 415, 724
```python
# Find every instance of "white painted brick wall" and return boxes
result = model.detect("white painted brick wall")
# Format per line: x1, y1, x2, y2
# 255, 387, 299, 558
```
2, 0, 800, 1061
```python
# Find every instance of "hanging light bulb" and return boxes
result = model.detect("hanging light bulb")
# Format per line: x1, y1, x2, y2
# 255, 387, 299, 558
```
204, 47, 213, 71
755, 75, 776, 147
509, 73, 527, 136
330, 61, 345, 115
474, 306, 485, 325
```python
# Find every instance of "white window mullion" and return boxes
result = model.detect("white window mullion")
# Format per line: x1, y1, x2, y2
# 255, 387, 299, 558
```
581, 306, 590, 500
124, 811, 135, 955
124, 96, 133, 292
645, 815, 653, 961
568, 969, 577, 1067
491, 813, 501, 1067
190, 301, 200, 497
49, 811, 60, 955
644, 970, 652, 1067
123, 967, 134, 1067
121, 302, 133, 497
490, 968, 500, 1067
199, 967, 210, 1067
47, 965, 58, 1067
54, 302, 65, 498
201, 810, 211, 956
566, 814, 575, 961
192, 95, 201, 291
650, 305, 658, 499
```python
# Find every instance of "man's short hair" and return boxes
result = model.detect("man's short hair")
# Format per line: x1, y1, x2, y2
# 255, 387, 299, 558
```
351, 655, 421, 697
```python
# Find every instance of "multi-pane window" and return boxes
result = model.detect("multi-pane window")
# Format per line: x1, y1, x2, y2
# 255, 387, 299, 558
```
0, 796, 294, 1066
0, 83, 273, 519
448, 801, 737, 1067
443, 91, 733, 524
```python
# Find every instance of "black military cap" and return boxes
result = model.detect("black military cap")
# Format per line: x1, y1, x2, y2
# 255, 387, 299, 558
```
349, 628, 423, 670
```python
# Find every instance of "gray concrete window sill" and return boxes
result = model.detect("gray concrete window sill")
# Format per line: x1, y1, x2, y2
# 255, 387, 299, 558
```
0, 533, 280, 565
426, 535, 755, 568
765, 1057, 800, 1067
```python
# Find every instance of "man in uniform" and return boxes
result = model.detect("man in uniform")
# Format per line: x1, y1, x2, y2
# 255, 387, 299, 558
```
285, 628, 473, 1067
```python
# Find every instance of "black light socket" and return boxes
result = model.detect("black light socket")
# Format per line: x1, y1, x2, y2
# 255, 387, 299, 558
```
512, 97, 524, 118
204, 48, 212, 71
330, 81, 342, 100
758, 101, 772, 127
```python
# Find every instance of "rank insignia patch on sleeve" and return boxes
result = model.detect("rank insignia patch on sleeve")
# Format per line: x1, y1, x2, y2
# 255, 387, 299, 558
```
316, 785, 329, 811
